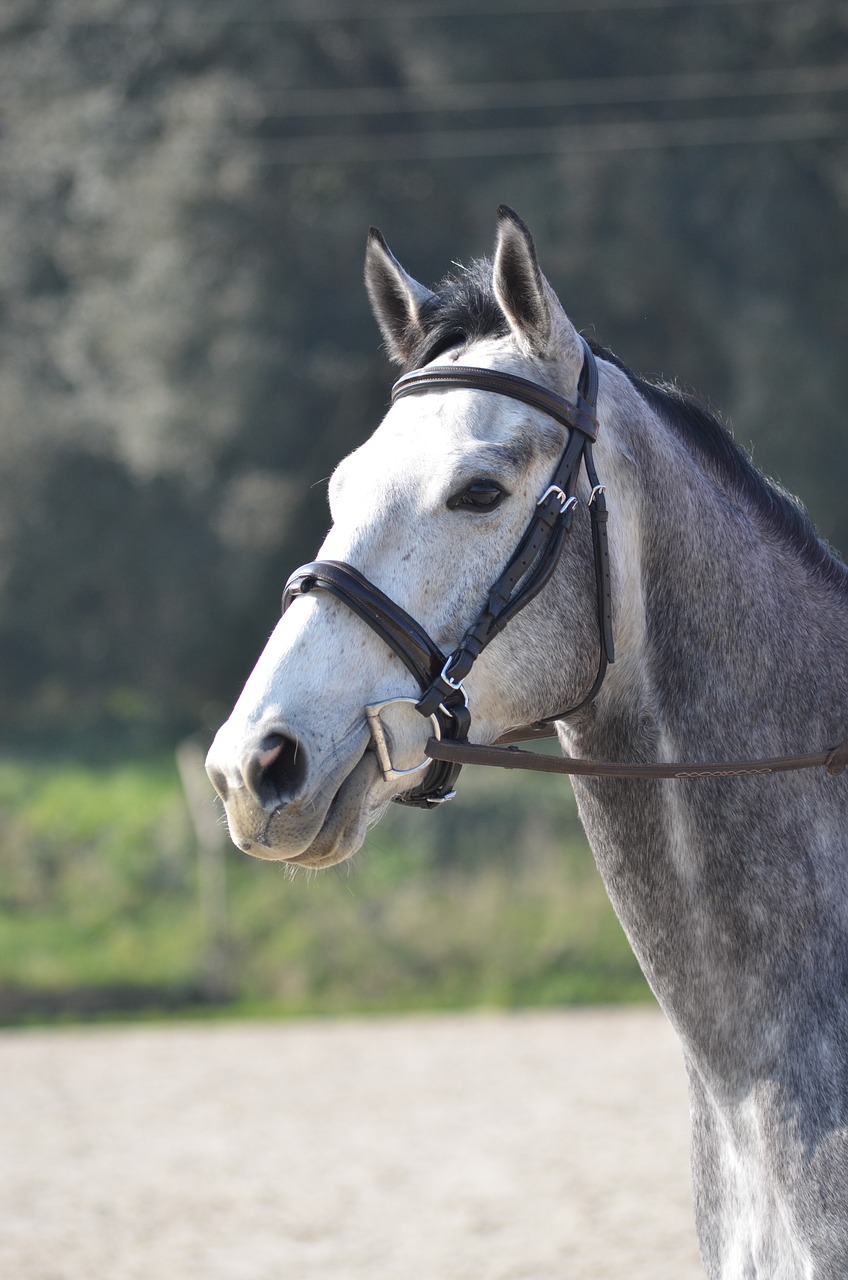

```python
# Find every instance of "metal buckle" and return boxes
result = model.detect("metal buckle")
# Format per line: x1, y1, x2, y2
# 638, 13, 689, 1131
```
537, 486, 578, 515
588, 484, 605, 506
365, 697, 442, 781
425, 790, 456, 805
439, 655, 469, 704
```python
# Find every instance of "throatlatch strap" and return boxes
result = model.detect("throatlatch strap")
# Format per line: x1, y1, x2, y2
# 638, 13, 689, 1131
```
585, 443, 614, 666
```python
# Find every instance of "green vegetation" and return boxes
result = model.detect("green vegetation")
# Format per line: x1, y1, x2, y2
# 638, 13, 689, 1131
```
0, 756, 649, 1024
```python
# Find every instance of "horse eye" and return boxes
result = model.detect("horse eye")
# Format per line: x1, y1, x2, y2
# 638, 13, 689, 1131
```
447, 479, 507, 511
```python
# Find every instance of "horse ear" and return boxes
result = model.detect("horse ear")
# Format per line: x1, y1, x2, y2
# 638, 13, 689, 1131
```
364, 228, 436, 365
493, 206, 554, 357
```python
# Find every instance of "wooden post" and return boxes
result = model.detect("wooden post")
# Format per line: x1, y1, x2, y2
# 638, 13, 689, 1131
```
176, 737, 232, 1001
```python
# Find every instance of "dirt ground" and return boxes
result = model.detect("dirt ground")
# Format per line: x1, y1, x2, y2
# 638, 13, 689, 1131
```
0, 1007, 704, 1280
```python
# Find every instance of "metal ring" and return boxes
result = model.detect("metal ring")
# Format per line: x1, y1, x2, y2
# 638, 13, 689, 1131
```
365, 697, 442, 781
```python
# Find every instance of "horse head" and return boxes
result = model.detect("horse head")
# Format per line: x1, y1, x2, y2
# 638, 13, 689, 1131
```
206, 208, 613, 866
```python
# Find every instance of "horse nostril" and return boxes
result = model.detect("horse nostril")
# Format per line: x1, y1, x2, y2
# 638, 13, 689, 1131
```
244, 732, 308, 811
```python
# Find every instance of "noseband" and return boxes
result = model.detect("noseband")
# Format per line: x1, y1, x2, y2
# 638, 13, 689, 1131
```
283, 338, 615, 808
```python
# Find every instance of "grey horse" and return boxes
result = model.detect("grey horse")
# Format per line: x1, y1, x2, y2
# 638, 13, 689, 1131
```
206, 208, 848, 1276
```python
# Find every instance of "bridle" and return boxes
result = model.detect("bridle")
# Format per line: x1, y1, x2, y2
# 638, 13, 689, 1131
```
283, 340, 848, 802
283, 337, 614, 807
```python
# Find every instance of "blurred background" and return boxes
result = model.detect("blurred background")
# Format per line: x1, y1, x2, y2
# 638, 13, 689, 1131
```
0, 0, 846, 1021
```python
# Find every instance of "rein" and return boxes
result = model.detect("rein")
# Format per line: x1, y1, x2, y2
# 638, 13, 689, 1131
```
284, 340, 848, 804
426, 731, 848, 780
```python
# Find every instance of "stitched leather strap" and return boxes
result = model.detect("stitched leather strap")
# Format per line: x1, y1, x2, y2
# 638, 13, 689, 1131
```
392, 365, 598, 440
284, 560, 444, 690
426, 736, 848, 779
409, 339, 610, 724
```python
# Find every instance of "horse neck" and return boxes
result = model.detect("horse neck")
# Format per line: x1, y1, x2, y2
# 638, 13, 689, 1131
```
580, 386, 848, 763
562, 382, 848, 1076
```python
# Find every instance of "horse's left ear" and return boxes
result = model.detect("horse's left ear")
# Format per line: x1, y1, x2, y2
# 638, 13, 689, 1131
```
493, 206, 572, 360
364, 228, 437, 365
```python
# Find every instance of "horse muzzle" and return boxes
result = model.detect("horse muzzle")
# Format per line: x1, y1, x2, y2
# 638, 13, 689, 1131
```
205, 722, 379, 866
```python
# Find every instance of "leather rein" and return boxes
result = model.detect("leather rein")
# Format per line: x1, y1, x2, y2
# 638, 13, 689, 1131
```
283, 340, 848, 804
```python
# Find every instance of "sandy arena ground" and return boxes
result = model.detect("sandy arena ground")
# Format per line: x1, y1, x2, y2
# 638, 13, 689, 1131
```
0, 1007, 704, 1280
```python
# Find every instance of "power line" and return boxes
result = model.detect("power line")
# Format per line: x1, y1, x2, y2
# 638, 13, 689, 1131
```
8, 62, 846, 116
249, 110, 848, 164
252, 65, 848, 118
38, 0, 810, 24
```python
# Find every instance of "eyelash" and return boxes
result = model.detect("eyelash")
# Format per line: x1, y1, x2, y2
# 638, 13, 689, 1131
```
446, 478, 507, 512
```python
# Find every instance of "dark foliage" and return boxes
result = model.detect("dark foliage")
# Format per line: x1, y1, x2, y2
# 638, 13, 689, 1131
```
1, 0, 846, 739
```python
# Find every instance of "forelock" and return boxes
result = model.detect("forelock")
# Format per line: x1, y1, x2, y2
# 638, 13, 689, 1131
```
404, 257, 509, 371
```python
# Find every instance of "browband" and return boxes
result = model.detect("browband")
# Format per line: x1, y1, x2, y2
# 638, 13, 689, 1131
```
391, 364, 599, 441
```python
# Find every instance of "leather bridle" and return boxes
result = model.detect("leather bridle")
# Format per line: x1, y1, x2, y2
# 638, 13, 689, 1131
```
284, 337, 614, 807
283, 340, 848, 802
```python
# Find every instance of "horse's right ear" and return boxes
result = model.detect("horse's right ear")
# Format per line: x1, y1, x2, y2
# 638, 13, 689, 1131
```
364, 228, 436, 365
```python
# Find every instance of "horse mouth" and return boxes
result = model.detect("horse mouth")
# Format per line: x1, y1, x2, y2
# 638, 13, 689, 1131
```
234, 749, 381, 869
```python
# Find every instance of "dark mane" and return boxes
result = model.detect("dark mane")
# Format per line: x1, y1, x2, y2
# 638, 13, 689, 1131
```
589, 339, 848, 593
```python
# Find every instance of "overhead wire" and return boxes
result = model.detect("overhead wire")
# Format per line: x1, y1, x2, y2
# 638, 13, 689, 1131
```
41, 0, 815, 23
253, 111, 848, 163
253, 65, 848, 118
10, 10, 848, 165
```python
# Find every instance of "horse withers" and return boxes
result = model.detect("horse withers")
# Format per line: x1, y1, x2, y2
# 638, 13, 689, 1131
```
206, 208, 848, 1277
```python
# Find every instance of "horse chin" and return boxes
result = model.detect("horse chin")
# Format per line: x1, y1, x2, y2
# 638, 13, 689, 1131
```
231, 750, 382, 869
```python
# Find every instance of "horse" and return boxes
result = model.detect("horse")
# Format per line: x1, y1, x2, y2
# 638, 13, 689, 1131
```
205, 206, 848, 1277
